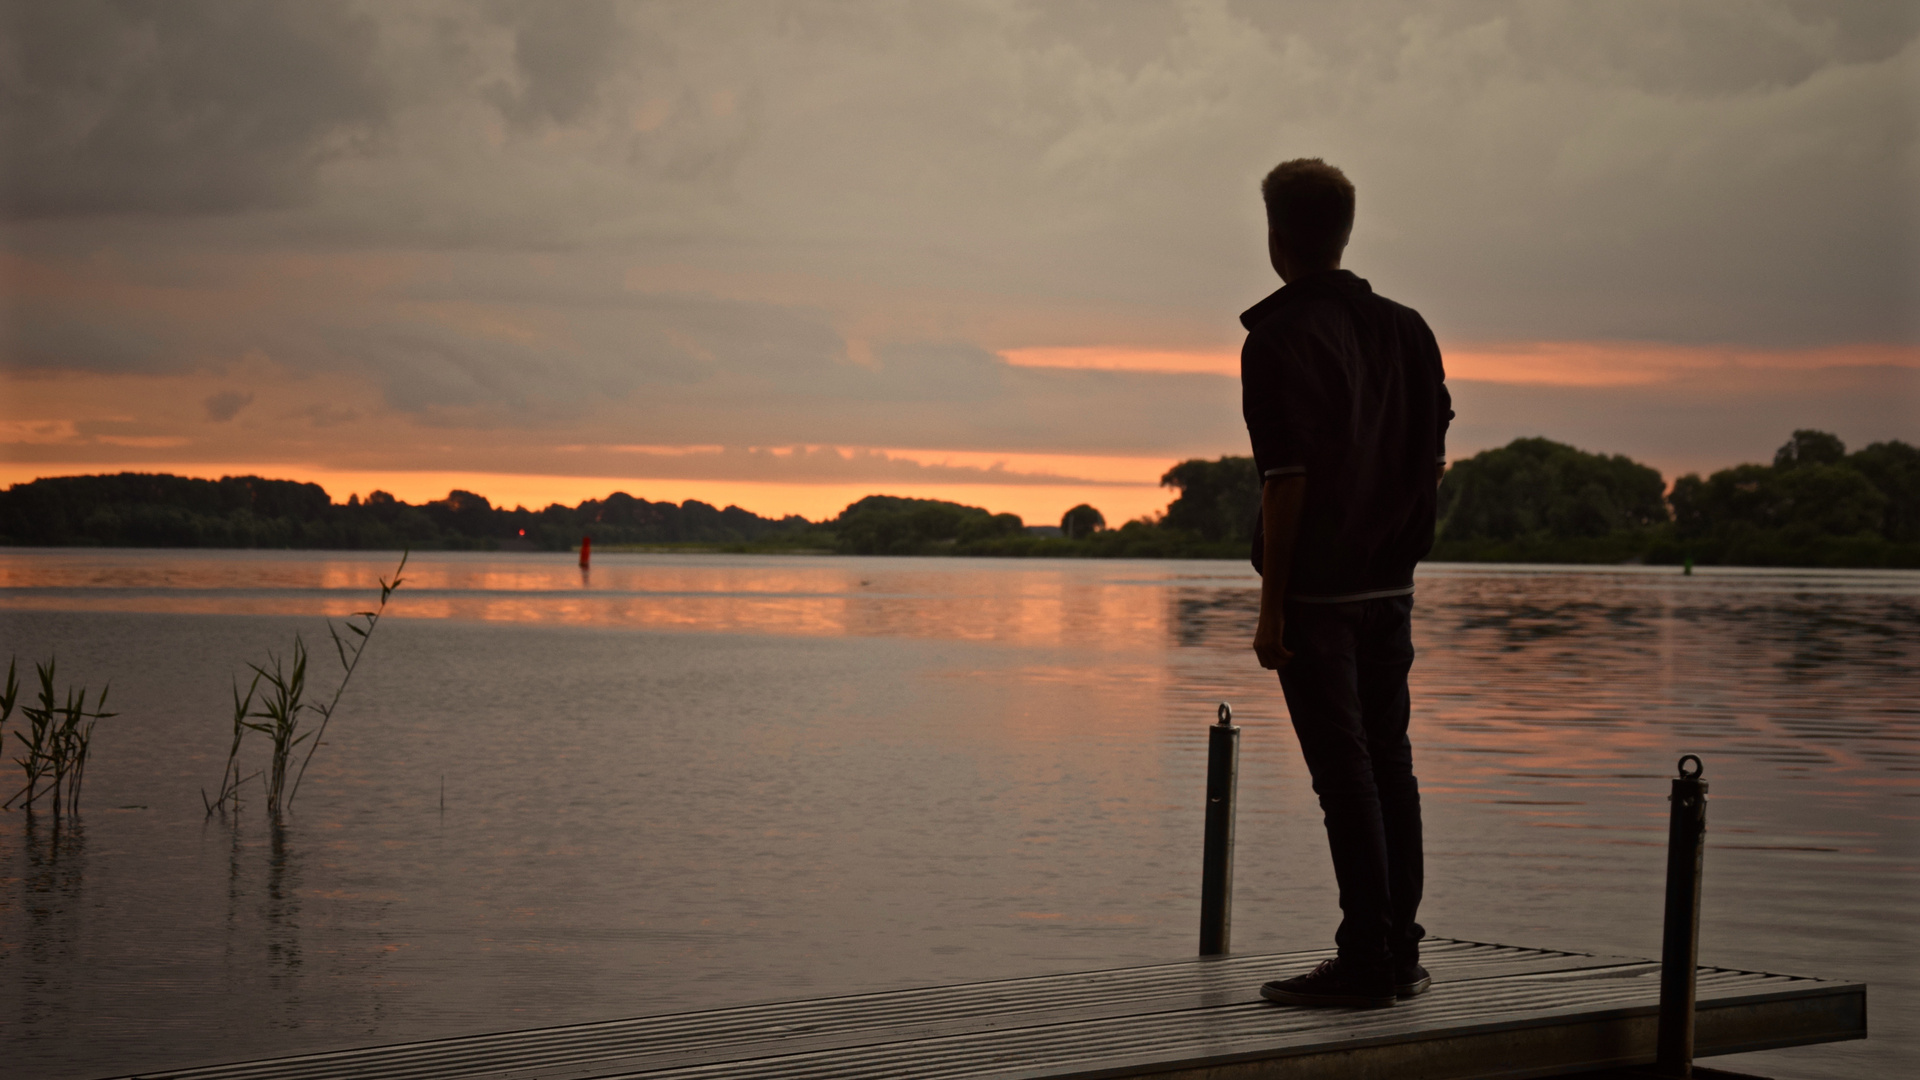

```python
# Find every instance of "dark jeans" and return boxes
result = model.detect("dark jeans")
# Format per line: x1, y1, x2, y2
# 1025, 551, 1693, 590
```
1278, 593, 1424, 967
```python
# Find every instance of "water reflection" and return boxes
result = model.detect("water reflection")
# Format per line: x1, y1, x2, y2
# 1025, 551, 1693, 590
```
267, 821, 304, 1014
0, 551, 1215, 646
20, 811, 86, 935
0, 554, 1913, 1080
1169, 587, 1257, 649
13, 813, 86, 1039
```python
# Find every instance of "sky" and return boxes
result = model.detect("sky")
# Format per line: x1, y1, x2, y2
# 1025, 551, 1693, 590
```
3, 0, 1916, 525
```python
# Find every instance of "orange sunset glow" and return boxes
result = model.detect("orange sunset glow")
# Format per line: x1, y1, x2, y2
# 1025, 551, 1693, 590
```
3, 2, 1912, 521
2, 9, 1915, 1080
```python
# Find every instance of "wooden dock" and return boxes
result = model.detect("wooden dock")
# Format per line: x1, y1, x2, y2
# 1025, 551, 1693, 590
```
122, 938, 1863, 1080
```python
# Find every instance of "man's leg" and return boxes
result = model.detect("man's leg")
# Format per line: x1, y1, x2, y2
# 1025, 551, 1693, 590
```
1356, 595, 1425, 979
1275, 601, 1395, 966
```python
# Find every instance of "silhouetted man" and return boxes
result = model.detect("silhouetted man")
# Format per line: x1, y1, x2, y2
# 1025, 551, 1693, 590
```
1241, 159, 1451, 1008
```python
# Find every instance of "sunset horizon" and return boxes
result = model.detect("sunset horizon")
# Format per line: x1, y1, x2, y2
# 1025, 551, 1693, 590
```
5, 5, 1911, 528
3, 6, 1914, 1078
9, 332, 1913, 526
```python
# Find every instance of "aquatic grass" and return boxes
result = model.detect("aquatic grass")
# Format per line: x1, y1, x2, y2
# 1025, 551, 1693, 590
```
246, 641, 310, 817
0, 657, 16, 749
202, 672, 262, 817
210, 550, 408, 819
0, 659, 17, 772
287, 550, 408, 808
3, 657, 116, 817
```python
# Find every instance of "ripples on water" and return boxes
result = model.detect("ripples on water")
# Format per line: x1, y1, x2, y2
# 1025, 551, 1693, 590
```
1, 551, 1914, 1079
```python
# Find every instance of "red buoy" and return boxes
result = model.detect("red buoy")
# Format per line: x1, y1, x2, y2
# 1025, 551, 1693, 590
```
579, 535, 591, 568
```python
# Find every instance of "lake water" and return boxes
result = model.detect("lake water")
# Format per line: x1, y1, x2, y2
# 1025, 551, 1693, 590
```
0, 550, 1914, 1079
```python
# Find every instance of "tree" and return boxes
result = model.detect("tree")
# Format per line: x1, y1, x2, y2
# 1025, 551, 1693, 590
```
1159, 457, 1260, 542
831, 495, 1020, 555
1674, 460, 1885, 538
1666, 432, 1918, 567
1438, 438, 1667, 542
1060, 504, 1105, 539
1846, 440, 1920, 542
1773, 429, 1847, 470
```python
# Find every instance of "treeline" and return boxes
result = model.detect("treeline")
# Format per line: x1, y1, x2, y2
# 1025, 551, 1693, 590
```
0, 473, 809, 551
828, 489, 1245, 558
1435, 430, 1920, 568
0, 471, 1245, 558
3, 428, 1915, 567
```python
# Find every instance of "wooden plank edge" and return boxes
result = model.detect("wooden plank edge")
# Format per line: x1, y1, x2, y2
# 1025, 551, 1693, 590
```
118, 962, 1681, 1080
110, 942, 1560, 1080
982, 981, 1867, 1080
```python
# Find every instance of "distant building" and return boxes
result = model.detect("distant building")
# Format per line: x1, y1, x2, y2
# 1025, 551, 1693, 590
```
1025, 525, 1064, 538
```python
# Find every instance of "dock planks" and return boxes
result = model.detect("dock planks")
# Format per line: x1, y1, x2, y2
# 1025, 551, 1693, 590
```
122, 939, 1864, 1080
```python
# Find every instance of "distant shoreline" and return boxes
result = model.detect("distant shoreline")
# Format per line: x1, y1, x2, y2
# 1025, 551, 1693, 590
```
6, 426, 1917, 569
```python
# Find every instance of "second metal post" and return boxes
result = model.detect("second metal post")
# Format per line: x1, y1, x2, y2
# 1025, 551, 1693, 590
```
1199, 702, 1240, 956
1655, 754, 1709, 1077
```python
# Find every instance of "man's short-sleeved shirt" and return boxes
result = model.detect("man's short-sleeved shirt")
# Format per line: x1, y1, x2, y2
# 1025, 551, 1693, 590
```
1241, 270, 1453, 601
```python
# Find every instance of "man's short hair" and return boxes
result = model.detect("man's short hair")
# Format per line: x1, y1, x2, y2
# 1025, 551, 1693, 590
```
1261, 158, 1355, 266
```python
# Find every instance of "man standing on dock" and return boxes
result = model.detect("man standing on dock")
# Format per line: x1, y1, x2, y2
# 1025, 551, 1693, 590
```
1241, 159, 1452, 1008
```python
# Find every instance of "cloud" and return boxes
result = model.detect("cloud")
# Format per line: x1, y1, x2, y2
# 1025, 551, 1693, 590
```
2, 1, 1913, 499
550, 444, 1150, 487
482, 0, 634, 131
2, 305, 168, 373
95, 434, 190, 448
0, 419, 80, 445
1447, 361, 1920, 481
1442, 341, 1920, 387
1, 0, 388, 216
202, 390, 253, 421
11, 1, 1911, 343
1001, 347, 1238, 376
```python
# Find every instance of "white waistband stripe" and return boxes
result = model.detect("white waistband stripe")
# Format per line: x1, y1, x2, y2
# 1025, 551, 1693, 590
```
1289, 585, 1417, 603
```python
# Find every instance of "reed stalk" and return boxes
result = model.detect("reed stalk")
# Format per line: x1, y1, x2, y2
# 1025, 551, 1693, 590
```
202, 672, 261, 817
210, 550, 408, 820
284, 550, 407, 810
3, 658, 115, 817
244, 641, 309, 816
0, 659, 17, 779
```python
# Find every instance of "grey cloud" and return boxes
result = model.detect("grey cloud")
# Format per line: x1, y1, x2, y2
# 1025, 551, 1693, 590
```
2, 307, 168, 372
482, 0, 630, 130
202, 390, 253, 421
1024, 0, 1190, 75
1, 0, 388, 216
650, 352, 1242, 456
1447, 363, 1920, 481
730, 0, 1916, 345
307, 289, 813, 419
329, 320, 588, 417
14, 3, 1910, 346
543, 445, 1147, 487
288, 402, 359, 428
1221, 0, 1912, 96
312, 282, 1240, 455
3, 0, 1913, 472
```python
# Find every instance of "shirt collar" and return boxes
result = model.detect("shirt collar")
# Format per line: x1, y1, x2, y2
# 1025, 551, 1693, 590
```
1239, 269, 1370, 331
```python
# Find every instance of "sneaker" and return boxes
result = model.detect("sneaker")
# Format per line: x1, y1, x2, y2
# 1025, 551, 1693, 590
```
1260, 957, 1396, 1008
1394, 960, 1431, 998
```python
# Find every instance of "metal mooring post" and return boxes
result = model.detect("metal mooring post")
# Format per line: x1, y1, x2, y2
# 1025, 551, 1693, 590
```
1655, 754, 1709, 1077
1199, 702, 1240, 957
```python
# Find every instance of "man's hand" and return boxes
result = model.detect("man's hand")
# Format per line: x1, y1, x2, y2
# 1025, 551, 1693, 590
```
1253, 609, 1292, 670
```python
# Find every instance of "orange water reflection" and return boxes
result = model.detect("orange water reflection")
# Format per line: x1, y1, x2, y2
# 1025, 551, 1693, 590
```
3, 552, 1917, 1078
0, 551, 1192, 649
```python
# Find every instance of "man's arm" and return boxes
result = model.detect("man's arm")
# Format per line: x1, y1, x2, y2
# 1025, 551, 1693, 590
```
1252, 474, 1306, 670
